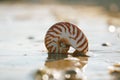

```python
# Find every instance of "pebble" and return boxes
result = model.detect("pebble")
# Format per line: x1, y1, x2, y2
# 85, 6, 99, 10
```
102, 42, 111, 47
23, 54, 27, 56
28, 36, 35, 40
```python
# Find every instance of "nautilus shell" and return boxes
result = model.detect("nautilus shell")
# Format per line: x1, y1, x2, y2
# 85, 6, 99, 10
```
44, 22, 88, 56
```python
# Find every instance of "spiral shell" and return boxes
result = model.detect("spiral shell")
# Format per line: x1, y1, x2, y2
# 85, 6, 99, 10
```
44, 22, 88, 55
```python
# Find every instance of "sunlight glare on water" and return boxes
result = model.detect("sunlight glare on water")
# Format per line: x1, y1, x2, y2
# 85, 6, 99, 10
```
108, 25, 116, 32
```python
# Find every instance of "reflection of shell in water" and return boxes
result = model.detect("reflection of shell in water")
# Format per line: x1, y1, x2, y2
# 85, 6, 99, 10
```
35, 56, 88, 80
44, 22, 88, 55
45, 56, 88, 70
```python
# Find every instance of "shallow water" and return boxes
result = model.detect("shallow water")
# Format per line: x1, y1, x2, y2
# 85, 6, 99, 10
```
0, 3, 120, 80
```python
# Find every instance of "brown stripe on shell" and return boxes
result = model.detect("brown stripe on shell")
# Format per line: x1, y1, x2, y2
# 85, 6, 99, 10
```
77, 38, 87, 49
48, 30, 60, 34
65, 22, 71, 34
76, 33, 84, 44
72, 25, 75, 35
74, 27, 80, 40
47, 33, 60, 39
47, 46, 53, 52
59, 23, 67, 33
54, 25, 62, 32
81, 42, 88, 53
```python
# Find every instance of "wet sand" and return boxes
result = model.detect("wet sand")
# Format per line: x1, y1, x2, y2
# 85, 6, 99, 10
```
0, 3, 120, 80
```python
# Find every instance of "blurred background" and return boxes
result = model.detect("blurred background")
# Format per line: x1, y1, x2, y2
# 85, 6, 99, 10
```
0, 0, 120, 80
0, 0, 120, 11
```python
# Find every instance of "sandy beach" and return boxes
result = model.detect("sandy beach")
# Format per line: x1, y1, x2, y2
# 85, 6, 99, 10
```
0, 3, 120, 80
